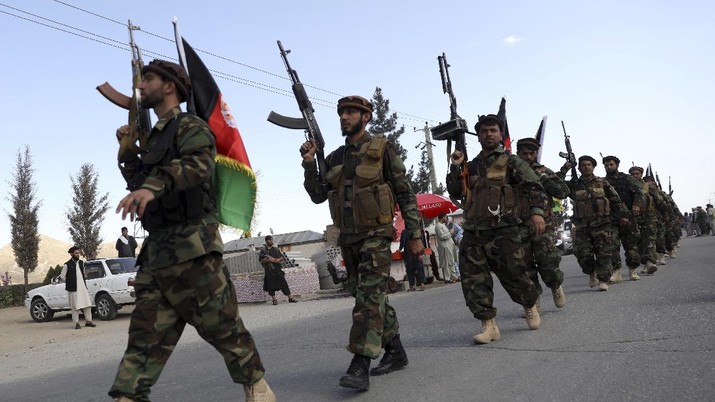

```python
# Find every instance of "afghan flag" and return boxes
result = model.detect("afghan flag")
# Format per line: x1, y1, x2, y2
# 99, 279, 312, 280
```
497, 97, 511, 154
178, 37, 256, 231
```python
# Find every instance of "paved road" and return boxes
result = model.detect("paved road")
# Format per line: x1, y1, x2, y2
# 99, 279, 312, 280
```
3, 236, 714, 401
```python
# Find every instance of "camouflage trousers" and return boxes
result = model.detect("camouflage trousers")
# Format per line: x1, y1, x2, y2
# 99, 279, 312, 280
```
655, 219, 667, 253
108, 252, 264, 401
341, 236, 399, 359
458, 226, 538, 321
612, 220, 642, 270
638, 214, 658, 264
665, 221, 678, 252
573, 222, 618, 283
518, 223, 563, 294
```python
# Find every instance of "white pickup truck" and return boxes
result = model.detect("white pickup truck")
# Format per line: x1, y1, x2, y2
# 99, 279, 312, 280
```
24, 257, 138, 322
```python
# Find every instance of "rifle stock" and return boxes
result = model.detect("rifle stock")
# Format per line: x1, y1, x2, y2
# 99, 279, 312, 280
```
267, 40, 328, 189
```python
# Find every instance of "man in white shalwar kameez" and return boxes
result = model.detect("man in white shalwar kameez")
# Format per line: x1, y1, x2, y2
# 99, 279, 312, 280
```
435, 213, 459, 282
59, 246, 95, 329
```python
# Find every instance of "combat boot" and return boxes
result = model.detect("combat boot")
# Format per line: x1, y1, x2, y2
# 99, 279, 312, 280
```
370, 334, 408, 376
657, 253, 667, 265
598, 281, 609, 291
524, 305, 541, 330
244, 378, 276, 402
588, 272, 598, 288
521, 295, 542, 317
668, 249, 677, 258
628, 268, 641, 281
552, 285, 566, 308
339, 354, 370, 391
609, 270, 622, 283
473, 318, 501, 344
645, 261, 658, 274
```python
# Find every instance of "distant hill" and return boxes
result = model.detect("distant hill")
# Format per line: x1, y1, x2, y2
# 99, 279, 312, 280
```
0, 235, 132, 285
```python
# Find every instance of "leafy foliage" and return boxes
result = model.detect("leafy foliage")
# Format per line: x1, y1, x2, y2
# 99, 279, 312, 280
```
7, 145, 41, 288
65, 163, 110, 260
367, 87, 415, 184
42, 264, 63, 285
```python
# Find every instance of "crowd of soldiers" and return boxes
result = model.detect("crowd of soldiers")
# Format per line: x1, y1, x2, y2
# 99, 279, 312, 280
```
443, 114, 685, 345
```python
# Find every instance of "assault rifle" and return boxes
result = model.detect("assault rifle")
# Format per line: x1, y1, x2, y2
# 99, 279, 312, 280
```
267, 40, 327, 190
558, 121, 579, 181
96, 20, 151, 162
430, 53, 473, 198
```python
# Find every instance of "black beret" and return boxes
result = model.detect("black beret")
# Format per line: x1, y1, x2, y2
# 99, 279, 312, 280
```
579, 155, 597, 167
474, 114, 504, 133
629, 166, 644, 174
602, 155, 620, 165
516, 137, 540, 151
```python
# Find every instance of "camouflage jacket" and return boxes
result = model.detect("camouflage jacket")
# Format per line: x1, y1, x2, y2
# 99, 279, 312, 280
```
605, 171, 645, 214
446, 146, 547, 231
119, 107, 223, 270
524, 162, 570, 223
303, 132, 421, 245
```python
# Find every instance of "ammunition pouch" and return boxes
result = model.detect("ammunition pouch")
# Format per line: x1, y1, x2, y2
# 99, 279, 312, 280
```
325, 136, 394, 233
464, 154, 517, 225
573, 178, 610, 220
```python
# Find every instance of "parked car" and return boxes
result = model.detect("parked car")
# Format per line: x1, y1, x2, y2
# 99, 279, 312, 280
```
555, 219, 574, 255
24, 257, 138, 323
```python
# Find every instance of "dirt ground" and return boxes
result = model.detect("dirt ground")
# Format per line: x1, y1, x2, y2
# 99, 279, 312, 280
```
0, 305, 135, 354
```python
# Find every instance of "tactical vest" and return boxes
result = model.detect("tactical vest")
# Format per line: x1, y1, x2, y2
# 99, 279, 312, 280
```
572, 178, 610, 220
463, 154, 517, 226
138, 113, 215, 231
642, 182, 655, 213
325, 135, 395, 235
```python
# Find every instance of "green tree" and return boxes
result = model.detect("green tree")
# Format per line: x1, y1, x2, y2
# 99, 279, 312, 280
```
65, 163, 110, 260
42, 264, 63, 285
7, 146, 41, 290
368, 87, 409, 159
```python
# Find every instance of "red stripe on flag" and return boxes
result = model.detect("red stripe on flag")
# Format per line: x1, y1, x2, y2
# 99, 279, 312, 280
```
207, 93, 252, 168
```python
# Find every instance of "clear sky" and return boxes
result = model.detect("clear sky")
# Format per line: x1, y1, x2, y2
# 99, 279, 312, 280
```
1, 0, 714, 247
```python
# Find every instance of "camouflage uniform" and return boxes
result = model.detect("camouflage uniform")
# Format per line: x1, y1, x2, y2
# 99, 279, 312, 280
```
303, 133, 421, 359
634, 177, 669, 265
664, 194, 683, 250
605, 171, 646, 271
561, 174, 629, 283
518, 163, 570, 294
446, 146, 545, 321
109, 108, 264, 401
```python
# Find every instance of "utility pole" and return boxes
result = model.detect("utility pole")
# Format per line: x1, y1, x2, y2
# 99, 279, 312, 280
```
415, 122, 439, 192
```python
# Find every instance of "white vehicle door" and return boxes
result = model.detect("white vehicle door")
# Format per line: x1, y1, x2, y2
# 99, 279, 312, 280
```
46, 280, 68, 309
83, 261, 106, 305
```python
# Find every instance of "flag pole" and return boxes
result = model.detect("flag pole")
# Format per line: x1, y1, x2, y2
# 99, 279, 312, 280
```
172, 17, 195, 115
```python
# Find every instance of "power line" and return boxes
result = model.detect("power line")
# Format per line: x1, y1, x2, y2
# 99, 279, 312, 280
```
43, 0, 437, 123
